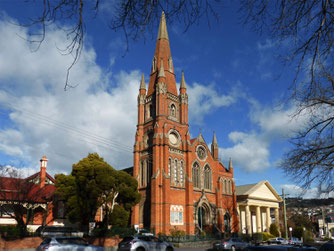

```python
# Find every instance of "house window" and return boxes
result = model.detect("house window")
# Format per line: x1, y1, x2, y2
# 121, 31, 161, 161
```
192, 163, 200, 188
204, 165, 212, 190
170, 205, 183, 225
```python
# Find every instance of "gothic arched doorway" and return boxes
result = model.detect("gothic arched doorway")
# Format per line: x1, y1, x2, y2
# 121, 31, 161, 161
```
224, 213, 231, 234
197, 203, 211, 230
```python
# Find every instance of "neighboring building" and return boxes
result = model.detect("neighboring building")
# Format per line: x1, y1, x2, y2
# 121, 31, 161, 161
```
318, 215, 334, 238
0, 156, 56, 231
236, 181, 282, 234
131, 12, 238, 235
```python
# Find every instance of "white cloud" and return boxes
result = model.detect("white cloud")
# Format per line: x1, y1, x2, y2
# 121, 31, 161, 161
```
222, 100, 309, 173
187, 82, 241, 124
222, 132, 270, 172
0, 17, 139, 176
281, 184, 334, 199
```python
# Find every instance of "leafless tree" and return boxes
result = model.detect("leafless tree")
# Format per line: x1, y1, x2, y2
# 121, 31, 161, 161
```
17, 0, 220, 90
240, 0, 334, 193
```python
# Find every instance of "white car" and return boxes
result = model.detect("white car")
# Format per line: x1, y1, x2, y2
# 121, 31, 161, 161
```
267, 237, 289, 245
36, 236, 103, 251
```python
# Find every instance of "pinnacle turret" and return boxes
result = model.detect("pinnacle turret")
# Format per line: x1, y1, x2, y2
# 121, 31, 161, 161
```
180, 71, 187, 89
158, 58, 166, 78
229, 158, 233, 170
140, 74, 146, 90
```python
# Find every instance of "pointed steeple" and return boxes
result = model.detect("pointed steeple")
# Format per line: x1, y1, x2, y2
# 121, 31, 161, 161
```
140, 73, 146, 90
229, 158, 233, 170
180, 71, 186, 89
211, 131, 219, 160
212, 131, 218, 147
147, 12, 177, 97
157, 12, 169, 40
158, 58, 166, 78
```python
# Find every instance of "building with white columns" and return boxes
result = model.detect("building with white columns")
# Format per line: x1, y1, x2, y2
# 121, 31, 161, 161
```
236, 181, 282, 234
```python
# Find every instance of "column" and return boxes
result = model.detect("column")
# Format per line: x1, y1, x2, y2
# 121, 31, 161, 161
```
256, 206, 261, 232
266, 207, 271, 231
275, 208, 279, 225
237, 206, 241, 232
245, 205, 251, 234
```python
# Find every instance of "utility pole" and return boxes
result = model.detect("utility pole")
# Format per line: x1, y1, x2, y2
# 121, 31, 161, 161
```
282, 189, 288, 239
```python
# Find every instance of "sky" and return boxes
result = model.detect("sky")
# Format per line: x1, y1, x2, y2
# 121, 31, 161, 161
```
0, 1, 332, 199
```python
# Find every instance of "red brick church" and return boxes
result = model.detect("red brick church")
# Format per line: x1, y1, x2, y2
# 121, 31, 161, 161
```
131, 12, 238, 235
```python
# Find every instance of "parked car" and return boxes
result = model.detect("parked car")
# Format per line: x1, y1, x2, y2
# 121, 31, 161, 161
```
118, 235, 174, 251
267, 237, 289, 245
320, 240, 334, 251
36, 226, 84, 237
36, 236, 103, 251
289, 237, 303, 245
246, 245, 316, 251
212, 238, 250, 250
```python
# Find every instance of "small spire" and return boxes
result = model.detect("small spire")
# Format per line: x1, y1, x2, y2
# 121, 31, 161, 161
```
140, 74, 146, 90
158, 58, 165, 78
180, 71, 187, 89
157, 12, 169, 40
229, 158, 233, 169
212, 131, 218, 147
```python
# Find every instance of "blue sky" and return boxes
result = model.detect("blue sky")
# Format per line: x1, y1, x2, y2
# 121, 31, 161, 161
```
0, 1, 331, 198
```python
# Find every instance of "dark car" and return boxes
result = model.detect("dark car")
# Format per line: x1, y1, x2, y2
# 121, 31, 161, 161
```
319, 240, 334, 251
118, 235, 174, 251
36, 236, 103, 251
213, 238, 250, 250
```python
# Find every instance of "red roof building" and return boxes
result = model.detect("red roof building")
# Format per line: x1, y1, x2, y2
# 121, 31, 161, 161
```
0, 156, 56, 230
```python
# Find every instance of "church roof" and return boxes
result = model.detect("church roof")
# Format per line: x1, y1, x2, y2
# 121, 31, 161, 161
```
147, 12, 177, 97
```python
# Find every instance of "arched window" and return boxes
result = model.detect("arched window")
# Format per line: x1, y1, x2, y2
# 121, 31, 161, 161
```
146, 160, 152, 185
140, 161, 145, 187
224, 180, 227, 194
192, 163, 200, 188
228, 180, 232, 194
170, 104, 176, 117
180, 160, 184, 184
222, 179, 225, 193
149, 104, 154, 118
168, 158, 171, 176
204, 165, 212, 190
224, 213, 231, 233
174, 159, 178, 183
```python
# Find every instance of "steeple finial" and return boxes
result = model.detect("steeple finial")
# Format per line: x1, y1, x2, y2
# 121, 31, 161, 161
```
157, 12, 169, 40
140, 74, 146, 90
229, 158, 233, 169
180, 71, 187, 89
212, 130, 218, 147
158, 58, 165, 78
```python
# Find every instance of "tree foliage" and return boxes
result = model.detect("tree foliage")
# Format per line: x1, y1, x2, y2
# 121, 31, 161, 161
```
241, 0, 334, 192
269, 223, 280, 237
55, 153, 140, 229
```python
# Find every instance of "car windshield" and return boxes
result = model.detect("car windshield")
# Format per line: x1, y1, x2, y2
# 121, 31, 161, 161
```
120, 237, 134, 243
55, 237, 87, 245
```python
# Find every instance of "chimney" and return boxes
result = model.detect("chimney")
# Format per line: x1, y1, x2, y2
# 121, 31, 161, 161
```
40, 156, 48, 188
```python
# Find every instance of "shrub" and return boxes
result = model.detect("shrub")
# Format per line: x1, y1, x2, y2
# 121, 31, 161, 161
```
169, 226, 186, 237
293, 226, 304, 239
262, 232, 275, 241
252, 232, 262, 243
303, 230, 314, 243
0, 225, 23, 239
269, 223, 280, 237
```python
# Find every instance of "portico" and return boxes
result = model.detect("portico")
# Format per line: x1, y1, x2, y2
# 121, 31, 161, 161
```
236, 181, 282, 234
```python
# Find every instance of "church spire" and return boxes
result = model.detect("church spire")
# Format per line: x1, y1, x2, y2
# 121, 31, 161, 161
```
147, 12, 177, 97
157, 12, 169, 40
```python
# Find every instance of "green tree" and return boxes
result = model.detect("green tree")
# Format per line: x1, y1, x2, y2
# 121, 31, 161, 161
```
109, 205, 129, 227
55, 153, 140, 230
269, 223, 280, 237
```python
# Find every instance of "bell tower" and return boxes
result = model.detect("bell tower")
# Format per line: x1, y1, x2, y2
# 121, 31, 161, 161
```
132, 12, 190, 232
